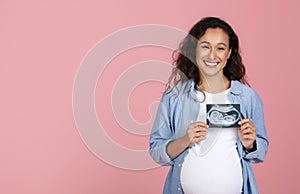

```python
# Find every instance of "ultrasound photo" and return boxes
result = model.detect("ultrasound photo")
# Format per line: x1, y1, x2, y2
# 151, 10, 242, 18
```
206, 104, 242, 128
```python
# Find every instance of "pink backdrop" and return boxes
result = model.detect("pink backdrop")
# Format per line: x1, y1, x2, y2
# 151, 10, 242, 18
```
1, 0, 299, 193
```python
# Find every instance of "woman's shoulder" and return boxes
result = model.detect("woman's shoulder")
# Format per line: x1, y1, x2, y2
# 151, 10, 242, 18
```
164, 79, 194, 97
231, 80, 262, 102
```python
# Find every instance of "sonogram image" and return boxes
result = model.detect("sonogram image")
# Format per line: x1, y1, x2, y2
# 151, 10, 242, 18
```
206, 104, 242, 128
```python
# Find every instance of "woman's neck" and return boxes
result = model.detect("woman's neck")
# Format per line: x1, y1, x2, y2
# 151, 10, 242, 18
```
198, 75, 230, 94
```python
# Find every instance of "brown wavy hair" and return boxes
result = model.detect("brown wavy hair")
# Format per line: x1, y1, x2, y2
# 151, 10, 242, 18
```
167, 17, 249, 91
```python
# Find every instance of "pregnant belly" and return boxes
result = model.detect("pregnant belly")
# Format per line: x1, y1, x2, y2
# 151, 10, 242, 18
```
180, 147, 243, 194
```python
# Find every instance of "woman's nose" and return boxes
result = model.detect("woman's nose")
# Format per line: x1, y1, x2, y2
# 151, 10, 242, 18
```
208, 49, 216, 59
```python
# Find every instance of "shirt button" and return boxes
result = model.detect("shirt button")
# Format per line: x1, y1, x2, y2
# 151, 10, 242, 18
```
178, 164, 181, 167
178, 187, 181, 191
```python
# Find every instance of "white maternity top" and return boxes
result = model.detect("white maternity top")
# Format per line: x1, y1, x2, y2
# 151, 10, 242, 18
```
180, 89, 243, 194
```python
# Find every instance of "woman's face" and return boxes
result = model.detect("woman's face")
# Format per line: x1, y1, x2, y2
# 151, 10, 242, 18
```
196, 28, 231, 79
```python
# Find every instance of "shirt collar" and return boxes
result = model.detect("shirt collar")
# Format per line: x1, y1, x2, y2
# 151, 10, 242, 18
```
229, 80, 242, 95
186, 79, 242, 95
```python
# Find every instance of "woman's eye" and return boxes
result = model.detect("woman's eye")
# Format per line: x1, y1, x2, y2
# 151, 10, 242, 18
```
201, 45, 209, 49
217, 47, 225, 51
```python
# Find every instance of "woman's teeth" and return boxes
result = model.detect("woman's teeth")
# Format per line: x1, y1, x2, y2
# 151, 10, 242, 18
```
204, 61, 218, 66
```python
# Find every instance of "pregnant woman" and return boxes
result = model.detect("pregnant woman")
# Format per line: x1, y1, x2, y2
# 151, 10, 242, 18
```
149, 17, 268, 194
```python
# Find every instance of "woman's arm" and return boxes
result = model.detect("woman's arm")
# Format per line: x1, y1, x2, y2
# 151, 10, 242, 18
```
243, 90, 269, 163
166, 122, 208, 159
149, 89, 208, 165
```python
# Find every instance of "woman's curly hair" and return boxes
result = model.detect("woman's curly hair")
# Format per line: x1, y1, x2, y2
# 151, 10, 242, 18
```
167, 17, 249, 91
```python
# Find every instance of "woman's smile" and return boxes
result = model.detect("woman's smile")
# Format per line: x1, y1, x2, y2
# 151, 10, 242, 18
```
203, 60, 219, 67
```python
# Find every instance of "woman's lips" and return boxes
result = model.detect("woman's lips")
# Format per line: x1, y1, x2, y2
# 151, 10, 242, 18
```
204, 60, 219, 67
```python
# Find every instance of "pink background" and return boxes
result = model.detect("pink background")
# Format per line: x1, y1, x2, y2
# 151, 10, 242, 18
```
1, 0, 299, 193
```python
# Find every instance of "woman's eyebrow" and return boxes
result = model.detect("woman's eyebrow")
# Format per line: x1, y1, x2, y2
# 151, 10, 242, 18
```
198, 41, 210, 45
217, 42, 228, 47
198, 41, 228, 47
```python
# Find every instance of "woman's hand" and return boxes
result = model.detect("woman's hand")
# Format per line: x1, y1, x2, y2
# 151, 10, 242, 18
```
166, 121, 209, 159
238, 119, 256, 152
184, 121, 209, 147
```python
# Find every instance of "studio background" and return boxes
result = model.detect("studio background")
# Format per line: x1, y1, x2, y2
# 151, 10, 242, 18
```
1, 0, 299, 193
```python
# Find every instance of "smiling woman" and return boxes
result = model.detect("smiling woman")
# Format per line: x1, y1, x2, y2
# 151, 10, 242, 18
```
149, 17, 269, 194
196, 28, 232, 80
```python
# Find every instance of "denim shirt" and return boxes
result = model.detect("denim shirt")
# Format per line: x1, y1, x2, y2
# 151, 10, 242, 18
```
149, 80, 268, 194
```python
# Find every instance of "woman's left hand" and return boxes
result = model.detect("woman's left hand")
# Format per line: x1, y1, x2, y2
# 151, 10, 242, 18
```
238, 118, 256, 152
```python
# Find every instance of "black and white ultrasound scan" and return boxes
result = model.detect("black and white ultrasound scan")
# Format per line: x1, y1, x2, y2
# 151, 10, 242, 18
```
206, 104, 242, 128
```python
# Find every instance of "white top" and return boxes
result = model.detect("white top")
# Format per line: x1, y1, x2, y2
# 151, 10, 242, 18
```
180, 89, 243, 194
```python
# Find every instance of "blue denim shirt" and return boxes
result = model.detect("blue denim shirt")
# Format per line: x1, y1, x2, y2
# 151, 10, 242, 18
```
149, 80, 268, 194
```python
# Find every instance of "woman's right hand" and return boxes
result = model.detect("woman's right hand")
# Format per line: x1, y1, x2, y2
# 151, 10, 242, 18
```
185, 121, 209, 147
166, 121, 209, 159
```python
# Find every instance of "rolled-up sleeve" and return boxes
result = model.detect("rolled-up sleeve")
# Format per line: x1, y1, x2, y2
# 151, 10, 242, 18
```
243, 91, 269, 163
149, 91, 176, 166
